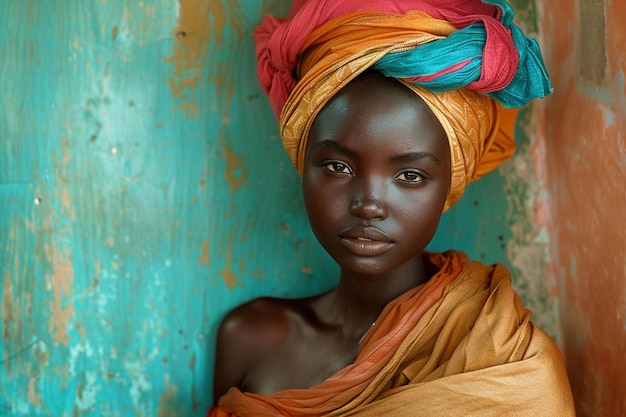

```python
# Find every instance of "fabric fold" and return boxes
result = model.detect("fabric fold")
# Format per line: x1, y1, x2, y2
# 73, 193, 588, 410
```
209, 251, 574, 416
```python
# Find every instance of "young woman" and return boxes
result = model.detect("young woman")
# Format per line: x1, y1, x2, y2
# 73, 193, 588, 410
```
209, 1, 575, 415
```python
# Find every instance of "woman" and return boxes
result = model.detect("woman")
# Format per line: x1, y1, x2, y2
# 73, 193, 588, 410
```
209, 0, 575, 415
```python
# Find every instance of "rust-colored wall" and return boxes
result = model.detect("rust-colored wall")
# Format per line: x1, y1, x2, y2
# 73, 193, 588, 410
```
538, 0, 626, 415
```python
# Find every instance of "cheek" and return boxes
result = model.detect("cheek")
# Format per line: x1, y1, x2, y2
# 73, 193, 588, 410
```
304, 180, 340, 221
303, 175, 325, 223
394, 189, 446, 237
302, 174, 318, 216
303, 174, 349, 234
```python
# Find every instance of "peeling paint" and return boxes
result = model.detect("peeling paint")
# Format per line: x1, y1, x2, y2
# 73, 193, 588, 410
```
165, 0, 213, 117
157, 375, 184, 417
499, 107, 558, 341
2, 271, 14, 374
219, 237, 241, 290
222, 141, 249, 195
125, 358, 153, 415
27, 375, 41, 407
75, 371, 99, 411
198, 239, 210, 266
46, 244, 75, 347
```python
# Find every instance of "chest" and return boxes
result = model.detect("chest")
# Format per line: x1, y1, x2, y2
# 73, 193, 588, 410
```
242, 325, 362, 396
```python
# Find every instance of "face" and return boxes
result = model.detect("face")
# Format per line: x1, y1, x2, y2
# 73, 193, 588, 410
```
302, 71, 451, 277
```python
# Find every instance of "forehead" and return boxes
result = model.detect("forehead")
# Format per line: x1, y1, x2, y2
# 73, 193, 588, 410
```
308, 71, 448, 155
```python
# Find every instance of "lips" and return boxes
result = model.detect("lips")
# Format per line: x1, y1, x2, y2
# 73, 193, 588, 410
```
339, 226, 394, 257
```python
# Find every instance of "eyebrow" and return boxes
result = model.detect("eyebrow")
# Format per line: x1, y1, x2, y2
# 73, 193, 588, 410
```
311, 139, 442, 165
390, 151, 442, 165
310, 140, 356, 157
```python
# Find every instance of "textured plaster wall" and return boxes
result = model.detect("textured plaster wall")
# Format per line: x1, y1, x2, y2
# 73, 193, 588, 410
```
0, 1, 336, 415
537, 0, 626, 415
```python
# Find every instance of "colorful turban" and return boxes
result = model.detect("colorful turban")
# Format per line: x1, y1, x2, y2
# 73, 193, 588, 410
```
254, 0, 552, 209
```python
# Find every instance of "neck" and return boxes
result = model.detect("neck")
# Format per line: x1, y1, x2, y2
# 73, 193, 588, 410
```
329, 254, 429, 338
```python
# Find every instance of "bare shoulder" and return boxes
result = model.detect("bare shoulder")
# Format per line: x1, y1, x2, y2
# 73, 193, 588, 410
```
212, 297, 307, 402
219, 297, 297, 352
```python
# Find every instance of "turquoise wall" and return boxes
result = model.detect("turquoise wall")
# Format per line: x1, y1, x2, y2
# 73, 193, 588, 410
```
0, 1, 549, 415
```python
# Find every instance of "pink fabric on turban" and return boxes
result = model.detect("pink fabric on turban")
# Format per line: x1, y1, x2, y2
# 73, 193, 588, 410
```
254, 0, 516, 121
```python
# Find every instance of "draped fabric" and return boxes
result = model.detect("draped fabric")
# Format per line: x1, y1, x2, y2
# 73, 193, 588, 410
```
399, 83, 517, 209
254, 0, 552, 209
208, 251, 575, 416
254, 0, 552, 120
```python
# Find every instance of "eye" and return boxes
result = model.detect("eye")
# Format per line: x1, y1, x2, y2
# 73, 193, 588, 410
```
394, 170, 424, 183
324, 161, 352, 174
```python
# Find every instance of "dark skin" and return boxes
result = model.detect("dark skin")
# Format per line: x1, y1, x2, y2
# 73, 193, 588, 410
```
212, 71, 452, 403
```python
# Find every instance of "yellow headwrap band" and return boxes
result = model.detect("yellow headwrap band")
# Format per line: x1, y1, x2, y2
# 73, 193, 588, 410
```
279, 11, 517, 210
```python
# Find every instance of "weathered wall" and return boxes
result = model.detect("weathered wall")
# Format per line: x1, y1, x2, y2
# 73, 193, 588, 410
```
0, 1, 337, 415
0, 1, 566, 415
537, 0, 626, 415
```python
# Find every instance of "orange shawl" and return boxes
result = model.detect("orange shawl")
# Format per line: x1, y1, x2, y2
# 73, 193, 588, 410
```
209, 251, 574, 416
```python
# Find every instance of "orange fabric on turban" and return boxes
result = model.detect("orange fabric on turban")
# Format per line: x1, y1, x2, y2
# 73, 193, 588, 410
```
277, 10, 518, 210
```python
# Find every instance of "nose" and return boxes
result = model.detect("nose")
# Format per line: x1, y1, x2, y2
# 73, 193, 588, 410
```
349, 181, 388, 220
